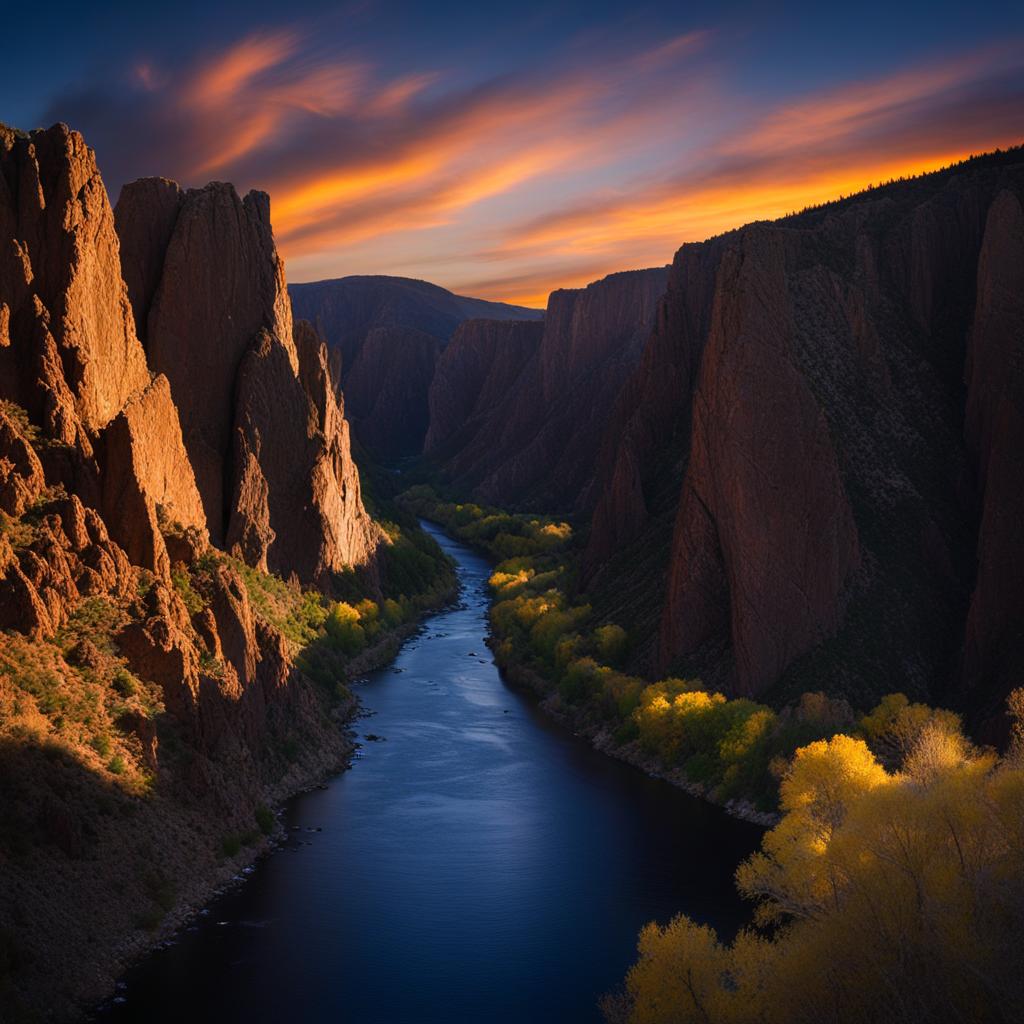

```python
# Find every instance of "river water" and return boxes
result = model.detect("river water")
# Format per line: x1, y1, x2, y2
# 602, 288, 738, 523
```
98, 523, 760, 1023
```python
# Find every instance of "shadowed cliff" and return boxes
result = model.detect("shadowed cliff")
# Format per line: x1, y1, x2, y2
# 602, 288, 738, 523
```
577, 148, 1024, 736
425, 267, 669, 512
289, 275, 543, 457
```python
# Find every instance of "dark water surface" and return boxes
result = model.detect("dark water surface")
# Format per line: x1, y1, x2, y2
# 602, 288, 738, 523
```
98, 523, 760, 1023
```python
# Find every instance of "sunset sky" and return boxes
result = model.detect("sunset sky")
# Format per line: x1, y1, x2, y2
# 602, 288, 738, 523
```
6, 1, 1024, 306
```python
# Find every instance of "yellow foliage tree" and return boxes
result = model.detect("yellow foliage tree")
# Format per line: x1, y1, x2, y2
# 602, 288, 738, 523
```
618, 718, 1024, 1024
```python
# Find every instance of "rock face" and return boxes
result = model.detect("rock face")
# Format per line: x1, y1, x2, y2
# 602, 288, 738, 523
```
0, 123, 202, 566
113, 176, 182, 345
961, 190, 1024, 729
289, 275, 544, 456
115, 179, 378, 580
427, 268, 668, 510
0, 123, 369, 1023
116, 180, 294, 539
580, 150, 1024, 722
98, 374, 208, 579
342, 325, 443, 455
425, 318, 544, 454
0, 489, 134, 639
0, 124, 150, 448
227, 323, 380, 580
658, 231, 860, 697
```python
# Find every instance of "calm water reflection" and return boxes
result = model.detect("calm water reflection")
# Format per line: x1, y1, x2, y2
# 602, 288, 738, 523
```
97, 522, 760, 1023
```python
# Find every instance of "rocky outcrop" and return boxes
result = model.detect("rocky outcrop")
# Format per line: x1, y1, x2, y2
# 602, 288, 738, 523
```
0, 121, 383, 1024
427, 268, 667, 510
0, 405, 45, 515
227, 324, 380, 580
0, 123, 150, 449
425, 318, 543, 454
114, 180, 379, 581
584, 243, 725, 572
113, 177, 182, 345
116, 180, 293, 540
581, 150, 1024, 716
0, 493, 134, 638
289, 275, 543, 455
659, 231, 860, 696
98, 374, 207, 579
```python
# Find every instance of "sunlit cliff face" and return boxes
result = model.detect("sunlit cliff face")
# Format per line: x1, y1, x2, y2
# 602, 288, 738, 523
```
25, 6, 1024, 306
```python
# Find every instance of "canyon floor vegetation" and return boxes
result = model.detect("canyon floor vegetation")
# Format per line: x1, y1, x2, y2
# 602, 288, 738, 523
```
400, 486, 1024, 1024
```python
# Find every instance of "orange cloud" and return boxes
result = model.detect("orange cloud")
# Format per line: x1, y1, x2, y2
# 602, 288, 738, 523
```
483, 42, 1024, 298
183, 31, 298, 110
59, 24, 1024, 307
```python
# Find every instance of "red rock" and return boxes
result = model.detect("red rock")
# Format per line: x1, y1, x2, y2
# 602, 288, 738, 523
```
0, 405, 45, 515
425, 318, 543, 455
118, 581, 202, 728
584, 240, 729, 575
98, 374, 207, 579
658, 231, 861, 694
227, 326, 380, 580
114, 181, 379, 582
209, 563, 257, 687
962, 190, 1024, 727
113, 177, 182, 345
0, 124, 149, 444
581, 155, 1024, 706
117, 180, 294, 539
429, 268, 667, 510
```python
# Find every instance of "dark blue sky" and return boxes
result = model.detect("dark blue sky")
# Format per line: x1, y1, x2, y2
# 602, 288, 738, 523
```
4, 0, 1022, 302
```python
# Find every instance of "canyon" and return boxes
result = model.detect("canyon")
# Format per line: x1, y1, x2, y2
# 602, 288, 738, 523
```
417, 151, 1024, 739
0, 123, 451, 1021
289, 275, 543, 457
0, 115, 1022, 1024
425, 268, 668, 512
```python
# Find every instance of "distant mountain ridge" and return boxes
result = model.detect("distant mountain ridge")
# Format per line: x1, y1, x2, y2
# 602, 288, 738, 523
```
289, 275, 543, 457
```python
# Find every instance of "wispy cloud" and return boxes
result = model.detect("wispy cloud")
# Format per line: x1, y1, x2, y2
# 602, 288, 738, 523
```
41, 25, 1024, 307
478, 42, 1024, 302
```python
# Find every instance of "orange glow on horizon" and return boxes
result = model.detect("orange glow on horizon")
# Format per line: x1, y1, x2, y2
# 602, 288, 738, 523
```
424, 142, 1021, 307
114, 28, 1023, 307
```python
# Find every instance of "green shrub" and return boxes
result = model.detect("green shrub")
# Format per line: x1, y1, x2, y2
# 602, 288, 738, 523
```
255, 805, 275, 836
111, 667, 137, 697
594, 623, 629, 667
171, 567, 204, 614
324, 602, 366, 654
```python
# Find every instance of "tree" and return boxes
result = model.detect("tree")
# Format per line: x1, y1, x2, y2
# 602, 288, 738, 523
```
324, 601, 365, 654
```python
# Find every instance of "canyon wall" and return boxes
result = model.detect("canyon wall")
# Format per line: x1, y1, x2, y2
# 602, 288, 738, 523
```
0, 123, 381, 1020
580, 151, 1024, 728
289, 275, 544, 457
115, 180, 380, 580
427, 268, 668, 511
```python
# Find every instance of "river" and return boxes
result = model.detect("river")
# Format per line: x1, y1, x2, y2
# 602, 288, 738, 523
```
97, 522, 760, 1023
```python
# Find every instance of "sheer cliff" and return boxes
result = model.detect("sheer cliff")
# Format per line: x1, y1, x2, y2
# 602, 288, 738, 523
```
115, 180, 380, 580
289, 275, 544, 457
0, 123, 392, 1021
579, 150, 1024, 734
425, 268, 668, 512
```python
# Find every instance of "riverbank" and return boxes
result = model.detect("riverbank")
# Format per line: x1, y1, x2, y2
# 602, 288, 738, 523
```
495, 658, 778, 828
88, 523, 759, 1024
81, 599, 456, 1023
395, 489, 854, 823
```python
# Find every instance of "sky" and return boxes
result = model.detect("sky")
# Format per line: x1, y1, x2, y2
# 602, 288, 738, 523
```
4, 1, 1024, 307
